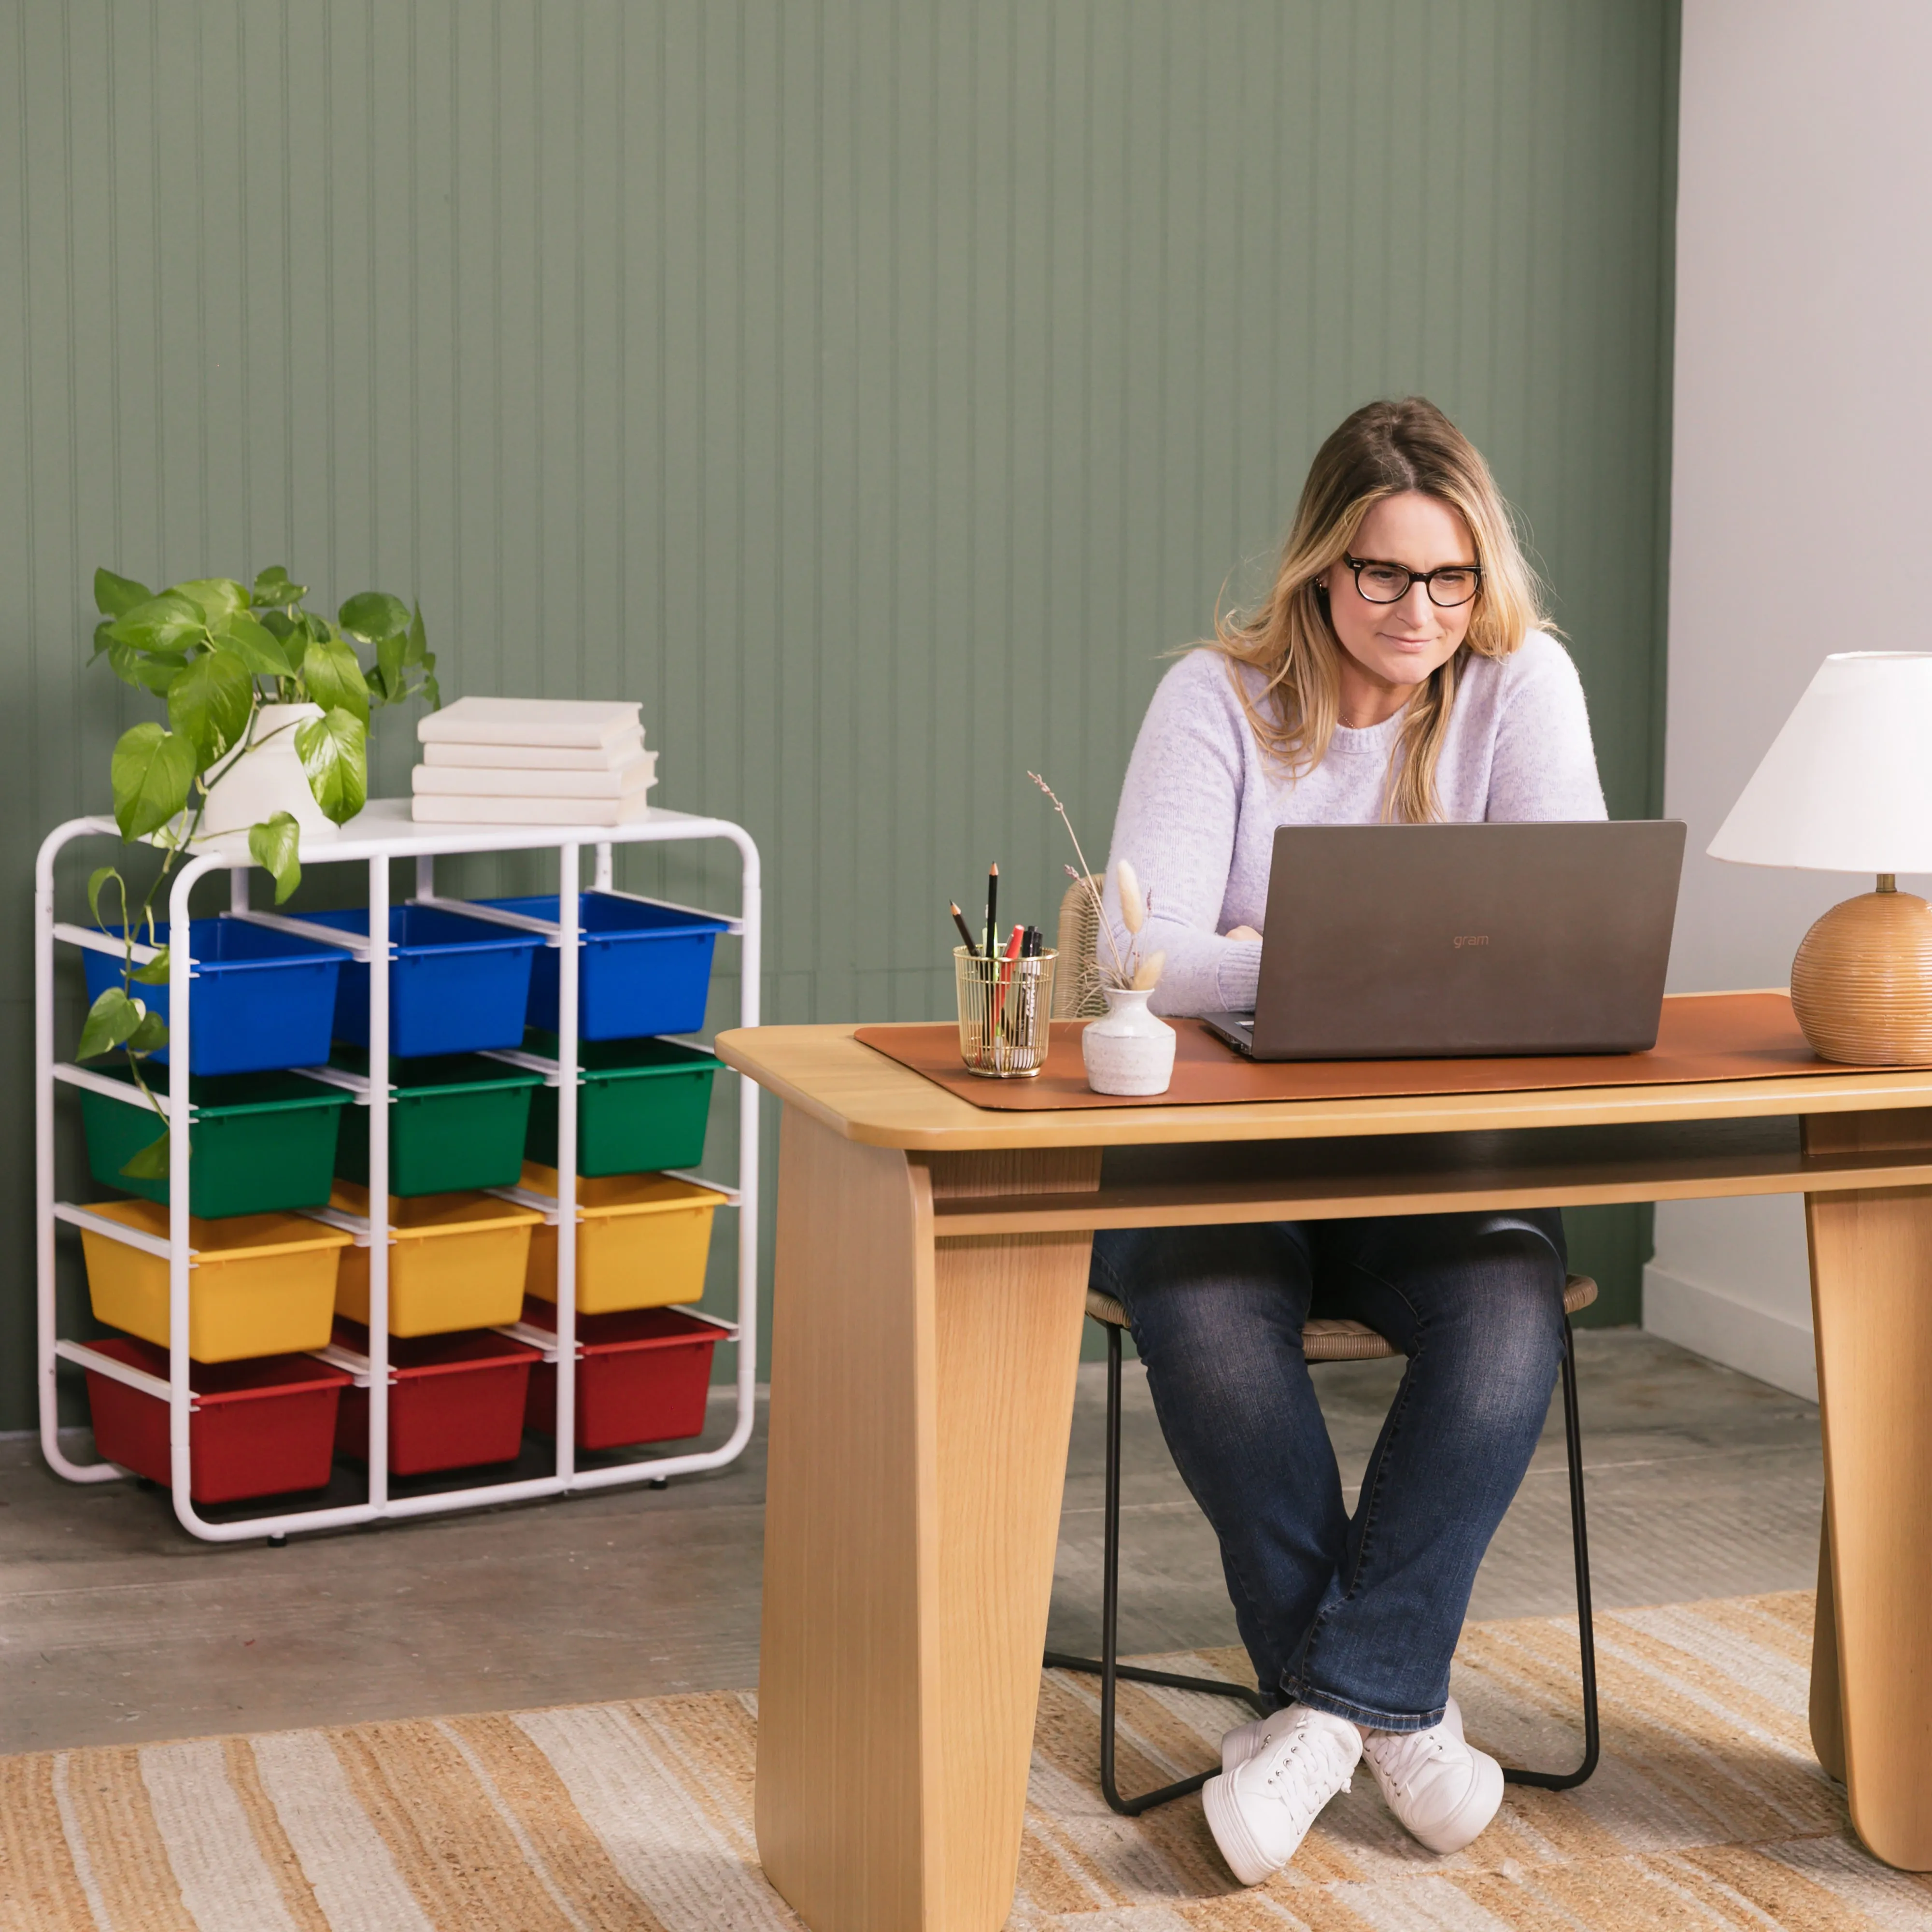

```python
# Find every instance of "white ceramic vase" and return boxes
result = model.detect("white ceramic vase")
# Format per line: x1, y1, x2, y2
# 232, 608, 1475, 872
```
197, 702, 339, 841
1081, 986, 1177, 1096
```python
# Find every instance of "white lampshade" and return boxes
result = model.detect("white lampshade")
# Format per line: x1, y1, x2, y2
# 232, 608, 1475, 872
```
1708, 652, 1932, 874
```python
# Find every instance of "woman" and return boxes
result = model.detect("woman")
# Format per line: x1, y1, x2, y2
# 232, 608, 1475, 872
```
1092, 397, 1604, 1887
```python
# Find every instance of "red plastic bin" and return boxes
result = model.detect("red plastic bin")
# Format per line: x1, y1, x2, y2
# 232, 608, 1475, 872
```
520, 1296, 724, 1449
80, 1335, 350, 1504
331, 1320, 541, 1474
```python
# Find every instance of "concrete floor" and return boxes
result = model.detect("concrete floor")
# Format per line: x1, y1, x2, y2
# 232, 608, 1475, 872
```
0, 1330, 1821, 1753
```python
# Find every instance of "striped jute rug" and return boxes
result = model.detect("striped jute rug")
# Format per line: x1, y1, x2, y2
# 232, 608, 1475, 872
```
3, 1590, 1927, 1930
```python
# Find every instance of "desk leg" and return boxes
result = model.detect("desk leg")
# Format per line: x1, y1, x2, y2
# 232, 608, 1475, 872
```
1810, 1512, 1845, 1784
755, 1111, 1097, 1932
1803, 1109, 1932, 1869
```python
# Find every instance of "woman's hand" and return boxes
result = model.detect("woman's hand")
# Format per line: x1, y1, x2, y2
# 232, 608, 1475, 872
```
1224, 925, 1263, 943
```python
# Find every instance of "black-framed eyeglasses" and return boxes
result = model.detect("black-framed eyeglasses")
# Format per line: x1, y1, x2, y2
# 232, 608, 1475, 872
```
1341, 553, 1483, 609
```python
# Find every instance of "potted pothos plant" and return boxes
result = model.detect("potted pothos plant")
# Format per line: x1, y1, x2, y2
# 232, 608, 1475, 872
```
81, 564, 440, 1175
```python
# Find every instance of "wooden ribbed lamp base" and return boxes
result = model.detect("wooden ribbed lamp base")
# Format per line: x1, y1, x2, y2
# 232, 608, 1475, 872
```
1790, 884, 1932, 1065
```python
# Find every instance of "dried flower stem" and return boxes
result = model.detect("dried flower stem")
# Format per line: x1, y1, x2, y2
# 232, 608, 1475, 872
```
1031, 771, 1138, 987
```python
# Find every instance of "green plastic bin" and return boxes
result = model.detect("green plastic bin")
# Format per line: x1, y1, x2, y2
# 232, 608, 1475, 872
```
524, 1033, 724, 1177
334, 1052, 545, 1197
80, 1065, 353, 1219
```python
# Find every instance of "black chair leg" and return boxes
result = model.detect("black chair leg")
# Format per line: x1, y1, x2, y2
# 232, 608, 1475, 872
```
1499, 1315, 1601, 1790
1050, 1312, 1601, 1811
1044, 1319, 1267, 1816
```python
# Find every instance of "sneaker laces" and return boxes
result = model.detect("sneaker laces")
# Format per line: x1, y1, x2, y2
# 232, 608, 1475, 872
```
1367, 1724, 1453, 1799
1258, 1723, 1355, 1824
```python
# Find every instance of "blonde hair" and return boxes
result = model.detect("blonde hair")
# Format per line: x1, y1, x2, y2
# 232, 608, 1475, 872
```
1211, 397, 1549, 823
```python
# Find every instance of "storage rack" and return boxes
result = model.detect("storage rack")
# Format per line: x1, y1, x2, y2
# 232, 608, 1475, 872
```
34, 798, 760, 1543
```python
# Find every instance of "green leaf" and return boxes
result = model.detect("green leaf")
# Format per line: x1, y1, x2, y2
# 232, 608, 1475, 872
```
248, 811, 303, 905
129, 945, 171, 985
110, 723, 198, 840
172, 578, 249, 626
95, 568, 153, 619
90, 619, 116, 662
211, 610, 298, 677
295, 708, 368, 824
107, 639, 186, 694
107, 592, 207, 655
298, 633, 370, 725
166, 649, 255, 767
125, 1009, 169, 1055
77, 986, 144, 1061
420, 669, 442, 710
102, 637, 139, 687
251, 565, 307, 608
119, 1131, 172, 1180
374, 627, 407, 701
337, 590, 411, 646
86, 866, 121, 927
405, 601, 428, 665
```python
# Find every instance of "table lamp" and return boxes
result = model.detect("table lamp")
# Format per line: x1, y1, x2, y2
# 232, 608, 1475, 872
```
1709, 651, 1932, 1065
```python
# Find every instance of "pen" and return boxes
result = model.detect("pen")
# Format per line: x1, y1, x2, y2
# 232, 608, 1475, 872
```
984, 863, 999, 959
1016, 925, 1039, 1035
1023, 925, 1044, 1037
950, 901, 980, 956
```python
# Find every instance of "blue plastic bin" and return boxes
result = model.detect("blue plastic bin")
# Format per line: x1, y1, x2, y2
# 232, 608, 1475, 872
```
482, 894, 729, 1040
81, 918, 345, 1075
304, 905, 543, 1058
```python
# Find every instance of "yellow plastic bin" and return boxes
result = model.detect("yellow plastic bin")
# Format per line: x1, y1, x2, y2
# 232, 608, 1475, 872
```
78, 1199, 352, 1364
332, 1183, 543, 1337
520, 1162, 728, 1314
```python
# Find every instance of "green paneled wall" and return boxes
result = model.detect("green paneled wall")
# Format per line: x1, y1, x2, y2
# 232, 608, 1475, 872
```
0, 0, 1678, 1430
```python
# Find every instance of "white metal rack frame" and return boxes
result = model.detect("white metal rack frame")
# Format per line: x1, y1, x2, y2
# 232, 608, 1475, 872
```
34, 799, 760, 1543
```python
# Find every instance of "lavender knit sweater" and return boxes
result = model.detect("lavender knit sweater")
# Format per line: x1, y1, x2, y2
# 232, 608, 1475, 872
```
1099, 634, 1607, 1019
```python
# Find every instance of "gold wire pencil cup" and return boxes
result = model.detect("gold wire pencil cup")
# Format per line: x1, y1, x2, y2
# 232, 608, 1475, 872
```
954, 946, 1056, 1078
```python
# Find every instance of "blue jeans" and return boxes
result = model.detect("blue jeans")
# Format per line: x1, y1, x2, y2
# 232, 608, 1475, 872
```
1090, 1209, 1567, 1733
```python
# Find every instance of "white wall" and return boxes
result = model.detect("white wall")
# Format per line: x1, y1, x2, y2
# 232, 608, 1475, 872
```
1651, 0, 1932, 1399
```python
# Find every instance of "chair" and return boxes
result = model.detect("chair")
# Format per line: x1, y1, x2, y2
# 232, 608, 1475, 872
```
1040, 877, 1602, 1815
1046, 1283, 1602, 1814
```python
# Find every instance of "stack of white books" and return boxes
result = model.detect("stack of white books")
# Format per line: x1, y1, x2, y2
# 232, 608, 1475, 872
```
410, 697, 658, 825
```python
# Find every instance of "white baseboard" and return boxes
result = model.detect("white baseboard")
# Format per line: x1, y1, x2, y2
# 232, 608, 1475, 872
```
1642, 1264, 1818, 1402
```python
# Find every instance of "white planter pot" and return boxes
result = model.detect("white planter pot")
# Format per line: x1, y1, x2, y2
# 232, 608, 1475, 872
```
1081, 986, 1177, 1096
197, 703, 339, 841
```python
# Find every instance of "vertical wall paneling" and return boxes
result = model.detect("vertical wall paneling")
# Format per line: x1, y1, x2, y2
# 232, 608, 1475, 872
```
0, 0, 1678, 1427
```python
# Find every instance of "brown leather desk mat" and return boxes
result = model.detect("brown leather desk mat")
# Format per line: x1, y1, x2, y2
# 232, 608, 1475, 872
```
854, 992, 1866, 1111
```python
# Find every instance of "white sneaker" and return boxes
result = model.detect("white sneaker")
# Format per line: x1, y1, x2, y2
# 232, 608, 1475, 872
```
1359, 1697, 1505, 1854
1220, 1703, 1294, 1776
1200, 1705, 1362, 1886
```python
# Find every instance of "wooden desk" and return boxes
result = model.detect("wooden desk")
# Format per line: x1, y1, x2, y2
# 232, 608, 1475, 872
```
717, 1019, 1932, 1929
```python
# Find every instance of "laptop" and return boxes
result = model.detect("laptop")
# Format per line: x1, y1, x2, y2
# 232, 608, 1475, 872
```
1200, 820, 1685, 1060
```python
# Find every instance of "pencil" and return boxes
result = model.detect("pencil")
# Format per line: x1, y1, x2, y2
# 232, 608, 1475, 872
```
984, 862, 999, 958
949, 901, 980, 956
